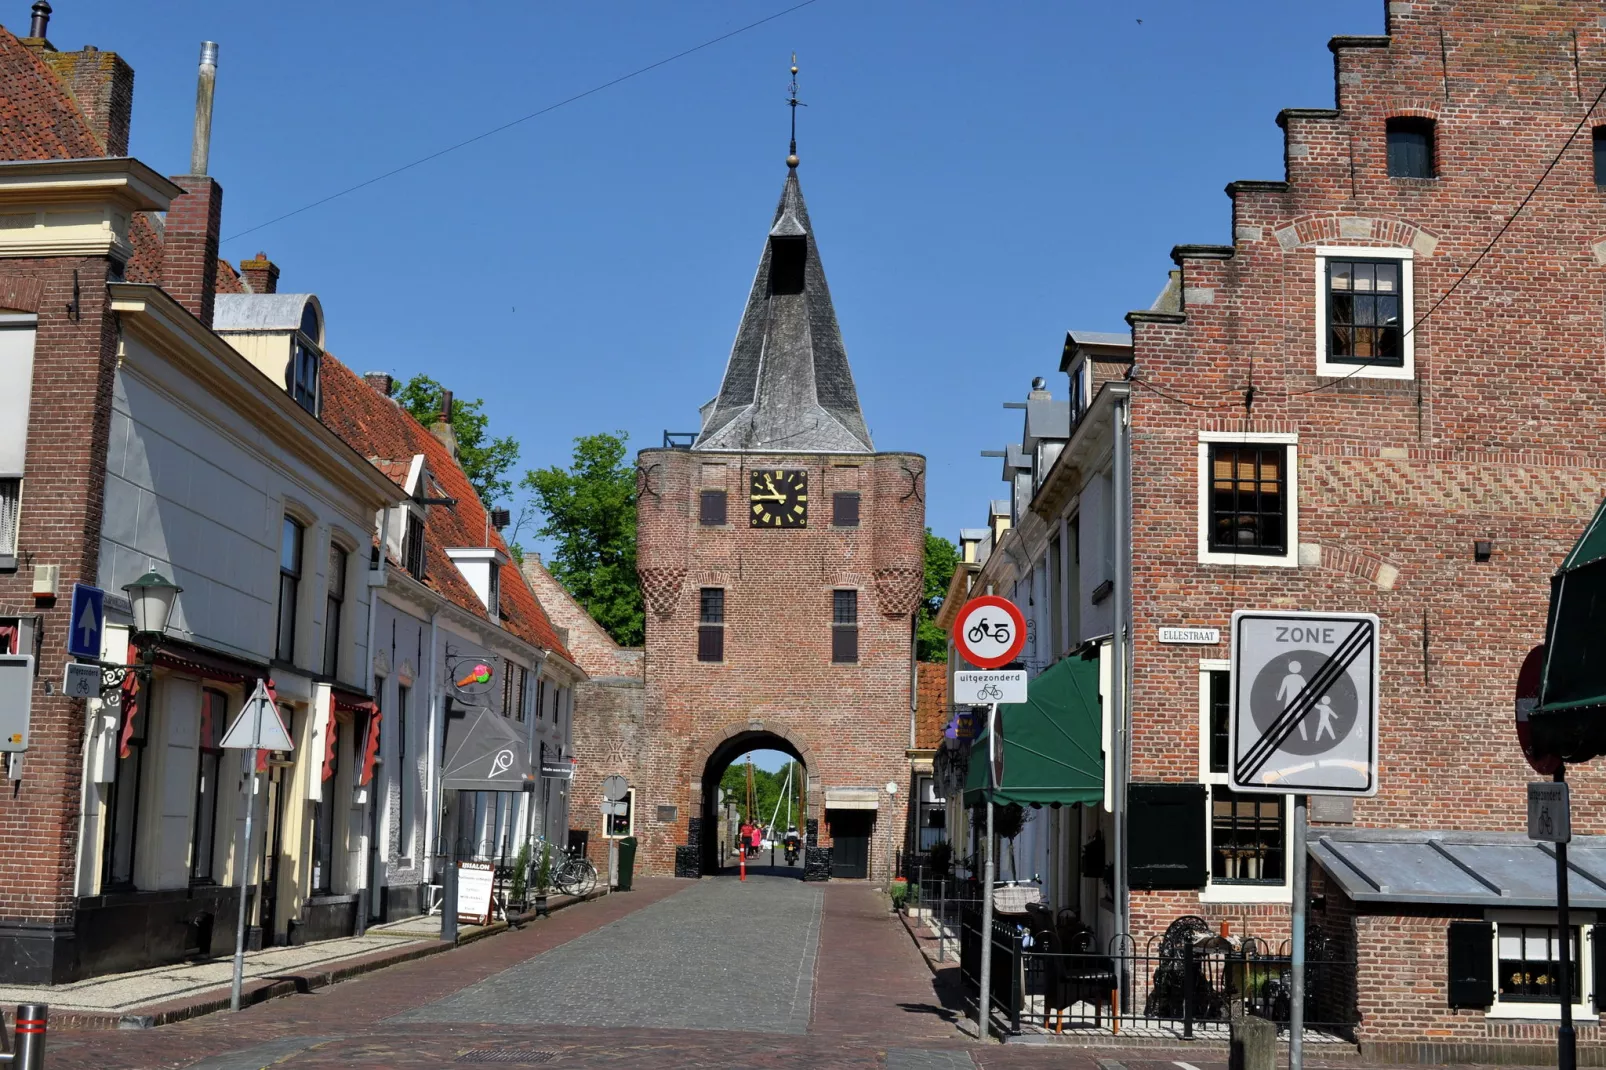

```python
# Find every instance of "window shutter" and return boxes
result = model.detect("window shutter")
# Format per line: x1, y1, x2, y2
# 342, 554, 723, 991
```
1446, 921, 1494, 1009
700, 490, 727, 526
1127, 783, 1207, 889
832, 492, 860, 527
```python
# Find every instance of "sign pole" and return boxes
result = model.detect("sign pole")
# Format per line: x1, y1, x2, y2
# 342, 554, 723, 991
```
229, 696, 262, 1012
1289, 794, 1307, 1070
976, 701, 998, 1039
1556, 764, 1577, 1070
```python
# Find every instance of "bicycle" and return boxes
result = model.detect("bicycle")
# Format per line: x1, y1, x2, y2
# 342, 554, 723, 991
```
976, 681, 1004, 702
531, 836, 599, 897
966, 617, 1011, 646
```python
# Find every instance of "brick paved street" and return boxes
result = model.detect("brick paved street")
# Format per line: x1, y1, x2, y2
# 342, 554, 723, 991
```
34, 876, 1548, 1069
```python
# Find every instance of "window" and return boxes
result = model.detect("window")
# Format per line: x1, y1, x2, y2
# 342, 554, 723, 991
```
604, 788, 635, 838
699, 490, 727, 526
290, 338, 319, 414
1595, 127, 1606, 187
323, 544, 346, 678
1386, 116, 1436, 178
770, 235, 806, 295
191, 688, 226, 883
102, 694, 147, 891
1199, 663, 1290, 902
535, 678, 546, 721
1327, 259, 1402, 367
1207, 444, 1287, 556
832, 589, 859, 664
1498, 924, 1580, 1003
698, 588, 725, 663
277, 517, 303, 663
832, 492, 860, 528
1068, 359, 1089, 426
1207, 669, 1230, 774
312, 727, 338, 893
516, 666, 528, 722
397, 683, 415, 857
487, 561, 501, 620
402, 511, 425, 578
917, 776, 947, 852
0, 478, 17, 559
501, 663, 515, 718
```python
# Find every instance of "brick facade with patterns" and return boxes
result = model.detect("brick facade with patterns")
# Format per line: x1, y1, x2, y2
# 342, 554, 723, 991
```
628, 448, 925, 879
1117, 0, 1606, 1045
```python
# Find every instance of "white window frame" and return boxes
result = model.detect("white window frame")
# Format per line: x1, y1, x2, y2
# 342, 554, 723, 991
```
1485, 909, 1597, 1020
603, 787, 635, 840
1314, 245, 1415, 381
1198, 660, 1293, 904
1066, 356, 1090, 427
1197, 431, 1300, 569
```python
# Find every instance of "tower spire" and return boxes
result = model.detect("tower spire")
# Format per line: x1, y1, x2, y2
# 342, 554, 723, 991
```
786, 54, 803, 169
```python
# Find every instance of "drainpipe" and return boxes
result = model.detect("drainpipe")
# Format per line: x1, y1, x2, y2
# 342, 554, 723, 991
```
1109, 383, 1133, 953
190, 42, 218, 176
423, 606, 441, 877
523, 652, 548, 860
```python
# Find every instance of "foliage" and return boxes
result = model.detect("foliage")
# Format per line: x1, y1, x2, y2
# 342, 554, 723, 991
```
718, 759, 804, 831
534, 842, 553, 894
889, 878, 909, 909
522, 432, 644, 646
511, 841, 530, 902
395, 374, 521, 506
969, 799, 1027, 880
917, 529, 961, 662
925, 840, 953, 875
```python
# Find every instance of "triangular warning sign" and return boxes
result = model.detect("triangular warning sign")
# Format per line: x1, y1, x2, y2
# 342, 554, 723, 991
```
220, 679, 294, 751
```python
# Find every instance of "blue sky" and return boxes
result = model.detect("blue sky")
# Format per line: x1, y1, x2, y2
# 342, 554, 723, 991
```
52, 0, 1381, 549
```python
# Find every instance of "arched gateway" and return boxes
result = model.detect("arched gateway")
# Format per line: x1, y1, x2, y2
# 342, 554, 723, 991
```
606, 155, 925, 881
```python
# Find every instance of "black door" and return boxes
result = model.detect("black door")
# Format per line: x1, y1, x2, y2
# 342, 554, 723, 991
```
829, 810, 872, 879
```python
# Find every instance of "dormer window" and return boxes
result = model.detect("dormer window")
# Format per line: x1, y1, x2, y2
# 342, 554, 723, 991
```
402, 510, 425, 577
290, 300, 324, 416
488, 561, 501, 615
770, 235, 806, 295
444, 547, 509, 620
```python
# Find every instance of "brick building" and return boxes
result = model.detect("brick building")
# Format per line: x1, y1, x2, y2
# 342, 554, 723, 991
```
620, 160, 926, 881
941, 1, 1606, 1057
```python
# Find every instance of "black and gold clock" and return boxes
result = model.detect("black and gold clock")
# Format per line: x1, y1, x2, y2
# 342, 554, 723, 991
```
750, 468, 808, 528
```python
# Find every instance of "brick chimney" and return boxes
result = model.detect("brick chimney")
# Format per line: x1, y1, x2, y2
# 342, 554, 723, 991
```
430, 390, 459, 459
164, 178, 222, 326
23, 35, 136, 156
363, 372, 393, 396
240, 252, 279, 294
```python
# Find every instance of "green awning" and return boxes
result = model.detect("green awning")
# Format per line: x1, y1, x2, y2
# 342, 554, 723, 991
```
1536, 498, 1606, 761
963, 652, 1104, 807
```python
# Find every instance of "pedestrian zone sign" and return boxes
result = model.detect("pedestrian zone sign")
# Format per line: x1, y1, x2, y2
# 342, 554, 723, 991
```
1229, 610, 1379, 797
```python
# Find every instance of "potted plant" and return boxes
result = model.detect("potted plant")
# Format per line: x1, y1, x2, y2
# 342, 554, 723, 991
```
533, 842, 553, 917
510, 842, 530, 911
889, 877, 909, 912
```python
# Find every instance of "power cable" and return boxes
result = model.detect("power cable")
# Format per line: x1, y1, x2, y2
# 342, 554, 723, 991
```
222, 0, 823, 243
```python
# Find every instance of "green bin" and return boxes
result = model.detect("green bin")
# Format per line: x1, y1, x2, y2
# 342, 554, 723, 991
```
616, 836, 638, 891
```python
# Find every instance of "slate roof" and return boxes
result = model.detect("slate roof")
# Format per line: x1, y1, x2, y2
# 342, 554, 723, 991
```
694, 168, 873, 453
318, 355, 575, 666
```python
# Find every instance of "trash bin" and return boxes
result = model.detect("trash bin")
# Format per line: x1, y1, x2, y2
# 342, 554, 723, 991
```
617, 837, 638, 891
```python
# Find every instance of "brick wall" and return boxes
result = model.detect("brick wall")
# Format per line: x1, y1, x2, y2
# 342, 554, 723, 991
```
625, 448, 925, 877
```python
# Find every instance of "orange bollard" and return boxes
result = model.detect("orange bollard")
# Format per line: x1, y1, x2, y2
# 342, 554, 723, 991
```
740, 849, 746, 881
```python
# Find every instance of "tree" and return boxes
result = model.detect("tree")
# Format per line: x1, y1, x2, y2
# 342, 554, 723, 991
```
395, 374, 520, 506
522, 431, 643, 646
917, 529, 962, 662
718, 759, 803, 830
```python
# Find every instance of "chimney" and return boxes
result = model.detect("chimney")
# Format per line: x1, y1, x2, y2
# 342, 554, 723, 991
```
26, 1, 48, 40
1027, 376, 1052, 401
26, 10, 136, 156
430, 390, 459, 459
165, 43, 222, 326
363, 371, 394, 396
240, 251, 279, 294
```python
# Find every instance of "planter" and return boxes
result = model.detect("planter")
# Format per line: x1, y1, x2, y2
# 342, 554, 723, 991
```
533, 893, 550, 918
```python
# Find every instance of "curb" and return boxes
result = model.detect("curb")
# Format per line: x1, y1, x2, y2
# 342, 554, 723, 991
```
51, 889, 615, 1032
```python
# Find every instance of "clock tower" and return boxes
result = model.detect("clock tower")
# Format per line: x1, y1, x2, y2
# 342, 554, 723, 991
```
628, 152, 927, 880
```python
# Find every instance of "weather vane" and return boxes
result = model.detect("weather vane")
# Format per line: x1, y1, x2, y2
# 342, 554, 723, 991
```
787, 53, 805, 168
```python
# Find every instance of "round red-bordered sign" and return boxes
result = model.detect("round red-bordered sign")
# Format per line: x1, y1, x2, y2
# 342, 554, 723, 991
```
952, 595, 1027, 669
1516, 643, 1562, 775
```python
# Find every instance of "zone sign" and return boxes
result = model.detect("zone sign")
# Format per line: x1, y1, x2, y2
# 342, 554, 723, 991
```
953, 596, 1027, 670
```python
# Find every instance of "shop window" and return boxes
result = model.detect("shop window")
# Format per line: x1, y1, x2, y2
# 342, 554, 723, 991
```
102, 695, 148, 891
189, 688, 226, 883
312, 728, 339, 893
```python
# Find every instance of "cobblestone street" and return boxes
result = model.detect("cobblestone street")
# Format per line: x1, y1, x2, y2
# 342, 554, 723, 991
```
32, 877, 1544, 1069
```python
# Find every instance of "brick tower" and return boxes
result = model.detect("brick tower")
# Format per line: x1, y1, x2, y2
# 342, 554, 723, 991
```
629, 159, 926, 879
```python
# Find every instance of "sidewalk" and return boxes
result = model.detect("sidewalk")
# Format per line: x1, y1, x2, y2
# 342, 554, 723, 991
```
1, 889, 605, 1030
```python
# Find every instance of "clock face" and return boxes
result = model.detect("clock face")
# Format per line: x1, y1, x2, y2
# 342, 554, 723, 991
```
750, 469, 808, 528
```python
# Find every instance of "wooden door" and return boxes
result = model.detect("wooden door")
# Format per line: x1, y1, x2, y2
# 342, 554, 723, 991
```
829, 810, 872, 879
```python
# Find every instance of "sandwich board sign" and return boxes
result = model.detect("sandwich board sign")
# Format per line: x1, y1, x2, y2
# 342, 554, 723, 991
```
1229, 610, 1379, 796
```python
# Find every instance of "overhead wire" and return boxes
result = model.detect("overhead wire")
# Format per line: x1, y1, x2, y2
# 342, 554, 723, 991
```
222, 0, 823, 243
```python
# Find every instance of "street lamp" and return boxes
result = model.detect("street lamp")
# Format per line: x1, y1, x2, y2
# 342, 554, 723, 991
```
121, 568, 181, 641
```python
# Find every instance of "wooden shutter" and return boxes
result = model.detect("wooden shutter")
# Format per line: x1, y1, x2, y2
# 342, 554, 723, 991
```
1446, 921, 1494, 1009
699, 490, 727, 526
832, 492, 860, 527
1127, 783, 1207, 889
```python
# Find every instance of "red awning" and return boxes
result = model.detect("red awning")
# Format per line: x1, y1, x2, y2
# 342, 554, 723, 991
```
359, 709, 381, 786
118, 642, 141, 759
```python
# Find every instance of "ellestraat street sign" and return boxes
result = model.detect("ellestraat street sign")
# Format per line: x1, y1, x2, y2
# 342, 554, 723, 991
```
953, 669, 1028, 705
1229, 610, 1380, 796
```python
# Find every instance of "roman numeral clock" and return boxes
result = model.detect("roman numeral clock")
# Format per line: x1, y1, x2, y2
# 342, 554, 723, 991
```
750, 469, 807, 528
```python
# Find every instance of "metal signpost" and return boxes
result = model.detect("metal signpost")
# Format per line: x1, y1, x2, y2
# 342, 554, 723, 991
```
219, 679, 293, 1012
1229, 610, 1380, 1070
952, 595, 1027, 1038
603, 776, 628, 893
1529, 777, 1576, 1069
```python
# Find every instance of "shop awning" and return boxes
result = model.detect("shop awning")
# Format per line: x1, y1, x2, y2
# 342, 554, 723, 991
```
1310, 828, 1606, 909
1535, 497, 1606, 760
963, 652, 1104, 807
440, 707, 534, 792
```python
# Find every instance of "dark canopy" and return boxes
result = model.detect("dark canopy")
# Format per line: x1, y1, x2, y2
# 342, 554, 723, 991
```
963, 652, 1104, 807
1535, 499, 1606, 761
441, 706, 534, 792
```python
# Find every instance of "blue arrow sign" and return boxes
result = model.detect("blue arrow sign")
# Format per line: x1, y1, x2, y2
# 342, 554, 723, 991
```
68, 583, 105, 660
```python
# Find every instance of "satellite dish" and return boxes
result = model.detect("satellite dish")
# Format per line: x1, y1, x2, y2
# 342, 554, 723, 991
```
602, 774, 629, 802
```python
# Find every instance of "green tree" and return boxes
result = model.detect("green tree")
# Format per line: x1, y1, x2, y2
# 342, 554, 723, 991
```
522, 431, 643, 646
718, 759, 803, 831
917, 529, 962, 662
394, 374, 520, 506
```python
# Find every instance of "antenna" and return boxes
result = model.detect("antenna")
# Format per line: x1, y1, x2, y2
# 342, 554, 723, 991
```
786, 53, 805, 168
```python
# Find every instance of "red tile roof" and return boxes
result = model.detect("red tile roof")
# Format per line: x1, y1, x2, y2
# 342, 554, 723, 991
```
0, 27, 107, 160
915, 662, 949, 750
319, 354, 575, 666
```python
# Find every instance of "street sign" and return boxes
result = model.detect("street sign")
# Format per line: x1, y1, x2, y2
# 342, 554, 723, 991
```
1158, 627, 1220, 645
1529, 781, 1571, 843
220, 679, 293, 751
1516, 645, 1562, 775
952, 596, 1028, 669
61, 661, 100, 700
954, 669, 1028, 705
0, 655, 32, 751
602, 773, 628, 801
67, 582, 104, 660
1229, 610, 1380, 796
541, 760, 575, 781
601, 800, 628, 816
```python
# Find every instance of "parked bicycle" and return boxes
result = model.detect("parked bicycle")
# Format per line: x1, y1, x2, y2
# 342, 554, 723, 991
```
531, 836, 599, 897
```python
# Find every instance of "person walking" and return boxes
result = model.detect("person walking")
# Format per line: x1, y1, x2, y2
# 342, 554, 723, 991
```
749, 824, 762, 858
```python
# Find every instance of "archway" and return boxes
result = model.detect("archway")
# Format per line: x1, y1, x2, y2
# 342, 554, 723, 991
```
698, 727, 814, 876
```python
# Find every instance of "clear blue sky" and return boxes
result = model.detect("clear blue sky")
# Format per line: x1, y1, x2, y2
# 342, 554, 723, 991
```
49, 1, 1381, 549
